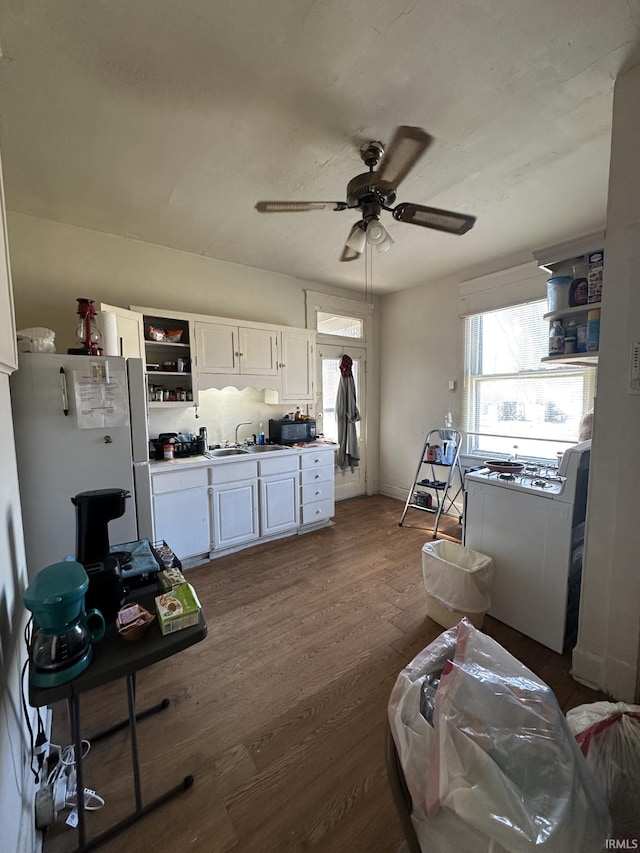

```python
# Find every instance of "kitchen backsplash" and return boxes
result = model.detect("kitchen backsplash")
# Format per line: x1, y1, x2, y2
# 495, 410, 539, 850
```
148, 386, 311, 447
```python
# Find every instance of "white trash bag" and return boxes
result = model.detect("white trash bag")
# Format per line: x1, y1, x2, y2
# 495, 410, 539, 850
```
566, 701, 640, 839
388, 619, 610, 852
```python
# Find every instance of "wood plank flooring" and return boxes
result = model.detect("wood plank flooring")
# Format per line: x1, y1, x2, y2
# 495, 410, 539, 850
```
43, 495, 607, 853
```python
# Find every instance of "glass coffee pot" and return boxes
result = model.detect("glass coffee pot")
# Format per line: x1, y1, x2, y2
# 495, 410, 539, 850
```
23, 561, 105, 688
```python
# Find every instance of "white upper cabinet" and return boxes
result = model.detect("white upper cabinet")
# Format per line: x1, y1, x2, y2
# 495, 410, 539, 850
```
99, 303, 145, 359
280, 330, 314, 402
195, 321, 278, 376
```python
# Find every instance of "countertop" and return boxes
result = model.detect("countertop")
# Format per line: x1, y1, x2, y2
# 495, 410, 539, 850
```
149, 442, 336, 471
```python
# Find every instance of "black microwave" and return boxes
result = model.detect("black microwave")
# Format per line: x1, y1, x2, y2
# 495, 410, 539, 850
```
269, 418, 316, 445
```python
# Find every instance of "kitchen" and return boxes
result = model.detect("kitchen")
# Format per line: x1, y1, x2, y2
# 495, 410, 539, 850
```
2, 2, 640, 850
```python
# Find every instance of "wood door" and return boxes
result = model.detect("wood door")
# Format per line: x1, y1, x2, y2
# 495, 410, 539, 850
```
195, 322, 238, 373
239, 327, 279, 375
280, 330, 314, 402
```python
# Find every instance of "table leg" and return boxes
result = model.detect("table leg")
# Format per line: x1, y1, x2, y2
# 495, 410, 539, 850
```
126, 673, 143, 810
89, 697, 171, 744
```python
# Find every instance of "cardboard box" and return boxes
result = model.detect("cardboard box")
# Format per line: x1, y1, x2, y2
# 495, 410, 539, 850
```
157, 567, 186, 591
587, 250, 604, 304
155, 583, 201, 635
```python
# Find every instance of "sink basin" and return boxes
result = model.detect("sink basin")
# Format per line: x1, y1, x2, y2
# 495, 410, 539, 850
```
204, 448, 249, 458
243, 444, 288, 453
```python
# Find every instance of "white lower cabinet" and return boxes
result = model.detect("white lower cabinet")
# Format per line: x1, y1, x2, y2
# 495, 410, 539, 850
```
152, 467, 211, 560
210, 459, 259, 551
150, 449, 335, 563
299, 449, 335, 528
259, 455, 299, 537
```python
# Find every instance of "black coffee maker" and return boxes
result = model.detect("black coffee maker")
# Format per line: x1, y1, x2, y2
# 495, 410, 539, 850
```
71, 488, 130, 621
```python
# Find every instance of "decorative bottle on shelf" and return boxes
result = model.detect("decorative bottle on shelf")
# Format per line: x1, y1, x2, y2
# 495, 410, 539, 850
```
549, 320, 565, 356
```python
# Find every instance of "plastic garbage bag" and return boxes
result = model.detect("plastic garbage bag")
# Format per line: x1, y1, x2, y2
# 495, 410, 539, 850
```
566, 701, 640, 838
422, 540, 494, 614
388, 619, 610, 852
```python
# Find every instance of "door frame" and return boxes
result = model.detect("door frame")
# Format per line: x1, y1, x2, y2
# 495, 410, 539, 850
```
306, 289, 376, 501
317, 344, 367, 501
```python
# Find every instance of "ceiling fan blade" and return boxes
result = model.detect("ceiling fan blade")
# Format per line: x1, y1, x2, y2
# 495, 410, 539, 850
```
393, 202, 476, 235
374, 126, 433, 193
255, 201, 345, 213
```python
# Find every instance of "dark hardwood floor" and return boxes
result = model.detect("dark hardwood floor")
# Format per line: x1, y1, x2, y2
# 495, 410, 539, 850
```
43, 495, 606, 853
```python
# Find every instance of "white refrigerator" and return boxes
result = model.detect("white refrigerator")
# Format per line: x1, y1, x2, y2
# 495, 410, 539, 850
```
10, 353, 153, 579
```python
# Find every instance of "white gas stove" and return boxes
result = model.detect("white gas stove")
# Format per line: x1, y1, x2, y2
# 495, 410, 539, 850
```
463, 440, 591, 652
465, 463, 565, 497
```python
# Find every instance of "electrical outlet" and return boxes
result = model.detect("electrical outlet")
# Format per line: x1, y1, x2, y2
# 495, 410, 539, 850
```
448, 379, 456, 391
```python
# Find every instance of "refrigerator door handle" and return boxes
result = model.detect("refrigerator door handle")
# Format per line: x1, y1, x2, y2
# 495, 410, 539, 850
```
60, 366, 69, 416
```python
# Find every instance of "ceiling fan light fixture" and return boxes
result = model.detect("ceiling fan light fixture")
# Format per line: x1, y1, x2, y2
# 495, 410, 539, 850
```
345, 221, 367, 254
375, 229, 395, 253
365, 219, 394, 252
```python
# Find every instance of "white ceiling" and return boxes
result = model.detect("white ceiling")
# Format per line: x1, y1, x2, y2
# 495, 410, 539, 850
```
0, 1, 639, 294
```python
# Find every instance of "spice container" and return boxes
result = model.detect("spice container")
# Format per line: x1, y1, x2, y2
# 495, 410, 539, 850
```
163, 444, 174, 460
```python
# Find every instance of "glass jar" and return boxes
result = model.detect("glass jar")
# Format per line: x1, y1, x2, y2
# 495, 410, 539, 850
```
549, 320, 565, 356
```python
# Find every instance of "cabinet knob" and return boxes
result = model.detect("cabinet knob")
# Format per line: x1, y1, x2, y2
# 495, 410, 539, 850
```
315, 509, 321, 515
314, 458, 320, 463
314, 474, 320, 479
315, 490, 321, 496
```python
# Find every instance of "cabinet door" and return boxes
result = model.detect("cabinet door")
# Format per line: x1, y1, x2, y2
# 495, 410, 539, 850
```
280, 331, 314, 402
100, 303, 145, 359
212, 480, 259, 549
239, 327, 278, 375
195, 322, 238, 373
153, 488, 211, 559
260, 473, 299, 536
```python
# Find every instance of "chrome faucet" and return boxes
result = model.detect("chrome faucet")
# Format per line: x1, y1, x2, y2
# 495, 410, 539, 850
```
234, 421, 252, 446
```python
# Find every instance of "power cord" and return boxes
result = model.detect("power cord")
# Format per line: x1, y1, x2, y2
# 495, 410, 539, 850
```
35, 739, 105, 829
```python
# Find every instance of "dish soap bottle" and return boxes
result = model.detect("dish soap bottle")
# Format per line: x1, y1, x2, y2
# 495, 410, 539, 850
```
549, 320, 565, 356
258, 423, 265, 445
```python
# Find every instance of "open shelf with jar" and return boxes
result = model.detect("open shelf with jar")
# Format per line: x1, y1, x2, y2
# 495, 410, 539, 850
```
143, 315, 196, 407
534, 236, 604, 367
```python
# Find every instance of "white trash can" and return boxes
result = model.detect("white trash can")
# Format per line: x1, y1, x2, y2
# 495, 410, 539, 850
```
422, 540, 494, 629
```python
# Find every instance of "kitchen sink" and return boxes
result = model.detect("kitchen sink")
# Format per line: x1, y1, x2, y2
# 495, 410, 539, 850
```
243, 444, 288, 453
204, 448, 249, 458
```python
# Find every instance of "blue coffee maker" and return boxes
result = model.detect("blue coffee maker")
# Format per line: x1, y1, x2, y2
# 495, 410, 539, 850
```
24, 561, 105, 688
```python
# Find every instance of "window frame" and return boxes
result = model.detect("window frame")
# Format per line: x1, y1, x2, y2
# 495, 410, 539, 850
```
461, 300, 597, 462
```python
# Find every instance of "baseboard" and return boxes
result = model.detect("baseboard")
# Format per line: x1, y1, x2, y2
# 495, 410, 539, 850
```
572, 646, 637, 702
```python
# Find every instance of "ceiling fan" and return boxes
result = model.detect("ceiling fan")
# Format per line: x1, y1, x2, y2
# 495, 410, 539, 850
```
255, 126, 476, 262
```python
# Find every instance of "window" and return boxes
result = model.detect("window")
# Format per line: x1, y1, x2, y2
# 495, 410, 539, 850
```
462, 300, 596, 460
316, 312, 363, 339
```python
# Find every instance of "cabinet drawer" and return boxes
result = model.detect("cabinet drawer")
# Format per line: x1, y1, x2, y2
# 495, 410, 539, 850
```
300, 449, 335, 470
302, 481, 335, 505
259, 454, 299, 476
152, 467, 208, 494
300, 465, 333, 486
301, 498, 334, 525
209, 459, 257, 484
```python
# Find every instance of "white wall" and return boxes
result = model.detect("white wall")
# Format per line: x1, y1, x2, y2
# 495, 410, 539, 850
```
7, 212, 375, 448
0, 181, 40, 850
573, 61, 640, 701
7, 212, 360, 354
377, 276, 460, 499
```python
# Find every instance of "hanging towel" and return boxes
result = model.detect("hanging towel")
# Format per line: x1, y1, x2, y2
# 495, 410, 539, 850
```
336, 354, 360, 472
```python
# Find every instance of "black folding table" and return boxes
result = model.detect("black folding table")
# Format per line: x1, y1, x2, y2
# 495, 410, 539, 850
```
29, 587, 207, 851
